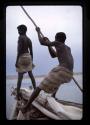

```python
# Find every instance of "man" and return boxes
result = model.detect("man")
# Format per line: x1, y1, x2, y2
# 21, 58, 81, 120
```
15, 24, 36, 100
18, 27, 74, 111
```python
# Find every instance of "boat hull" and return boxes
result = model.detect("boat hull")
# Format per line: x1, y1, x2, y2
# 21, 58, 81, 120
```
11, 88, 82, 120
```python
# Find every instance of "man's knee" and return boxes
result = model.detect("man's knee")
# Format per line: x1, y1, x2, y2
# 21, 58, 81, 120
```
35, 87, 41, 93
28, 71, 32, 74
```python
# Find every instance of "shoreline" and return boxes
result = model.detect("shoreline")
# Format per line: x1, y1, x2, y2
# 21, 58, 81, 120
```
6, 72, 82, 80
6, 75, 46, 80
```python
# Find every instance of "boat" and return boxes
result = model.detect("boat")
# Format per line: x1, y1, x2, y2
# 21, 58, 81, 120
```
11, 88, 82, 120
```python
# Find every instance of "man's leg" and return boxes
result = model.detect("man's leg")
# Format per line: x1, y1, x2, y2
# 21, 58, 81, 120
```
51, 91, 57, 98
17, 73, 23, 100
18, 87, 41, 112
28, 71, 36, 89
51, 88, 58, 98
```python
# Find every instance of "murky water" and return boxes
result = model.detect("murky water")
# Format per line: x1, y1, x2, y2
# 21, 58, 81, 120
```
6, 74, 83, 120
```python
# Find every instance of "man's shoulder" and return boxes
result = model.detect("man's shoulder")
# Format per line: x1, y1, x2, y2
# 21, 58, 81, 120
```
66, 45, 70, 48
65, 45, 71, 51
19, 35, 31, 41
26, 36, 31, 42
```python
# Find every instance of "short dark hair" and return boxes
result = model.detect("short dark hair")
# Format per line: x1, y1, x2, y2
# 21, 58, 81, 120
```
55, 32, 66, 42
17, 24, 27, 33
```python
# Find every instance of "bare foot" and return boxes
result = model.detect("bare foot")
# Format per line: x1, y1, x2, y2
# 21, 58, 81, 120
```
15, 95, 20, 100
15, 92, 22, 100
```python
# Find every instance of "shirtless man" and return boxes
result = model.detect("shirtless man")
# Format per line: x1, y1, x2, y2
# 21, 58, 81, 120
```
18, 27, 74, 111
15, 24, 36, 100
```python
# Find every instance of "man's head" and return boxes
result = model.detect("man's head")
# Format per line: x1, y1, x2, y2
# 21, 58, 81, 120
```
17, 24, 27, 35
55, 32, 66, 43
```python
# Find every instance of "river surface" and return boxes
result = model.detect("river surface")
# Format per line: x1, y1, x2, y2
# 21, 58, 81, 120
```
6, 74, 83, 120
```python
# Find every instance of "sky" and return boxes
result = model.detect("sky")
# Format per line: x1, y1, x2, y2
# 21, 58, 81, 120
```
6, 5, 82, 76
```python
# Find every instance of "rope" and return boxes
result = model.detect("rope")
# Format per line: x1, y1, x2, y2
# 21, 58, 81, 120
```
20, 6, 44, 37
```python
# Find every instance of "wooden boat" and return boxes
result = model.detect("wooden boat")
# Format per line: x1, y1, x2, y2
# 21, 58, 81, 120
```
11, 88, 82, 120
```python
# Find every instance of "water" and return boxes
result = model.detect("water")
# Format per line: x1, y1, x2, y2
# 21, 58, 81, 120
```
6, 74, 83, 120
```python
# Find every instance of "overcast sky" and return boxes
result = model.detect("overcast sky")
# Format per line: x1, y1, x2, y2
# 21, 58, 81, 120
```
6, 6, 82, 76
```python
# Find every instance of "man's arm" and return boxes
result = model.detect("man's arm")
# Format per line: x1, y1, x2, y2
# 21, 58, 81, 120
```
36, 27, 57, 58
15, 38, 22, 67
48, 47, 57, 58
28, 39, 33, 61
36, 27, 56, 47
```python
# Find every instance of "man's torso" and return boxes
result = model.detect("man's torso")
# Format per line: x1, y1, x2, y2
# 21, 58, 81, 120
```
55, 43, 74, 72
18, 35, 31, 55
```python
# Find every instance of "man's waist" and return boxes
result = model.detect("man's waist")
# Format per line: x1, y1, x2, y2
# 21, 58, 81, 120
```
60, 64, 73, 72
58, 65, 73, 74
20, 53, 31, 57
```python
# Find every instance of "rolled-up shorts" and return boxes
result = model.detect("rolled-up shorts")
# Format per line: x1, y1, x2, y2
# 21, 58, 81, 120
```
16, 53, 34, 73
39, 66, 73, 94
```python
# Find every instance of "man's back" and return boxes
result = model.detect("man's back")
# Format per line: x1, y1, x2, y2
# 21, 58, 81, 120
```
18, 35, 32, 55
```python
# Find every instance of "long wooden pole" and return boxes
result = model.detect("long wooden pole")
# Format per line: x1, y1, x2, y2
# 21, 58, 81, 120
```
72, 77, 83, 93
20, 6, 44, 37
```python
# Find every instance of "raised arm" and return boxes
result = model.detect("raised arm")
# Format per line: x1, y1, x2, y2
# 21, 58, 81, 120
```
36, 27, 57, 58
36, 27, 56, 47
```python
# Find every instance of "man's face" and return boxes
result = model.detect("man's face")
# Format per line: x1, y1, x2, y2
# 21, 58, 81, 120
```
18, 29, 25, 35
18, 30, 21, 34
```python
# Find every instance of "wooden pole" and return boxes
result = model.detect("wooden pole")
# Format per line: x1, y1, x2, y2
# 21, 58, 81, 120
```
72, 77, 83, 93
20, 6, 44, 37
